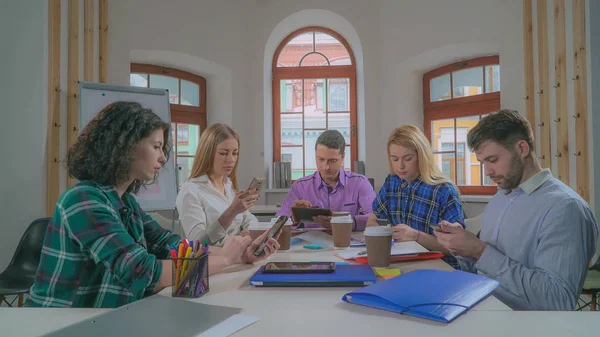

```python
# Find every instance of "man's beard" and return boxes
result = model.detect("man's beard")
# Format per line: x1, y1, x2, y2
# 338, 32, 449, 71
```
492, 153, 525, 190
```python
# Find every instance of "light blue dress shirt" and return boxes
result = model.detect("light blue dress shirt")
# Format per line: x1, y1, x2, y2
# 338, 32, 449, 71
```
458, 169, 598, 310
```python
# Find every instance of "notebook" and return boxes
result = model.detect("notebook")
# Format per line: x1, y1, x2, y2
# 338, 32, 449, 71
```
249, 264, 377, 287
342, 269, 499, 323
39, 295, 241, 337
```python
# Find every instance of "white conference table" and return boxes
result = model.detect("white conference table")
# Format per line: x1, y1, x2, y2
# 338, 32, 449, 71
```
2, 237, 599, 337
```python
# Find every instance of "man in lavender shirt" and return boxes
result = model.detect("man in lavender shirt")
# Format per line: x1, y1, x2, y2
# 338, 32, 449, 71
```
276, 130, 376, 231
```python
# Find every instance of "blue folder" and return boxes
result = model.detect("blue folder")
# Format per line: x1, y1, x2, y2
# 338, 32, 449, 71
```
249, 264, 377, 287
342, 269, 499, 323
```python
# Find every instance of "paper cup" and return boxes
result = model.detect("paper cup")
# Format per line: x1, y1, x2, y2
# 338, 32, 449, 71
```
364, 226, 393, 267
331, 213, 353, 248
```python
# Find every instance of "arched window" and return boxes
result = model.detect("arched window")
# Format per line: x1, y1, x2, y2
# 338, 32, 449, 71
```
273, 27, 357, 180
423, 56, 500, 195
130, 64, 207, 188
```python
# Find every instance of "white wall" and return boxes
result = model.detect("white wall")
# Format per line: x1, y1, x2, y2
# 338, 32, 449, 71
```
0, 0, 48, 271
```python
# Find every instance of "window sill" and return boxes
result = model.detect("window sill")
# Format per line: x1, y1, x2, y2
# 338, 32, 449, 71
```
461, 195, 494, 203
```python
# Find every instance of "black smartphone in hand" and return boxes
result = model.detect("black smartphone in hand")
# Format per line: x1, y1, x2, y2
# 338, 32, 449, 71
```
253, 215, 288, 257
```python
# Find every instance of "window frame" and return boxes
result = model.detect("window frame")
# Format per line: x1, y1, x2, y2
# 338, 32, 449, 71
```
130, 63, 207, 131
423, 56, 500, 195
272, 26, 358, 177
130, 64, 207, 188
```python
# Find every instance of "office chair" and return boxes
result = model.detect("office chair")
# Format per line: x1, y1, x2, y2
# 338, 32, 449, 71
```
577, 258, 600, 311
0, 217, 49, 307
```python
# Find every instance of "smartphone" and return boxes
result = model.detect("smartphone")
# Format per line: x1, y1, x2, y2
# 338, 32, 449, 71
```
429, 224, 449, 233
376, 218, 392, 226
262, 262, 336, 274
248, 177, 266, 193
253, 215, 288, 257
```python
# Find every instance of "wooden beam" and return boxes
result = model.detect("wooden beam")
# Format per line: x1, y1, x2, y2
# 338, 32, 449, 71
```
84, 0, 94, 82
46, 0, 61, 216
99, 0, 108, 83
523, 0, 536, 139
537, 0, 551, 169
554, 0, 569, 184
67, 0, 80, 188
572, 0, 590, 202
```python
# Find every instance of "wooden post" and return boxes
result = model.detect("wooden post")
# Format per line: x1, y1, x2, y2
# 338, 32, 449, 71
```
67, 0, 80, 188
523, 0, 536, 138
572, 0, 590, 202
46, 0, 61, 215
554, 0, 569, 184
537, 0, 551, 169
84, 0, 94, 82
99, 0, 108, 83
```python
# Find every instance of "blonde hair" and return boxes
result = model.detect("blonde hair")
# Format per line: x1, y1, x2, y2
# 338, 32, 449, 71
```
387, 124, 455, 188
189, 123, 241, 191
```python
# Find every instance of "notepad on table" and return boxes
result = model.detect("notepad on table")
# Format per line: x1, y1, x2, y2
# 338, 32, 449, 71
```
373, 268, 401, 279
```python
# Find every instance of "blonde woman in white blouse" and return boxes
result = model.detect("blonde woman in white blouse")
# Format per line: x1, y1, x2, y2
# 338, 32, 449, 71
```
176, 123, 261, 246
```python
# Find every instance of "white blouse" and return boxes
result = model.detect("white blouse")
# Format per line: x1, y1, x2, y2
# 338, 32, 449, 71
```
175, 175, 258, 246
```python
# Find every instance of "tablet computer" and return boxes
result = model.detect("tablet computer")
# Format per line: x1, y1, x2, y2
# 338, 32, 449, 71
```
291, 207, 332, 222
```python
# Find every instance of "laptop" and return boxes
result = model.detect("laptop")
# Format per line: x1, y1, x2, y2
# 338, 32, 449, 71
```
249, 264, 377, 287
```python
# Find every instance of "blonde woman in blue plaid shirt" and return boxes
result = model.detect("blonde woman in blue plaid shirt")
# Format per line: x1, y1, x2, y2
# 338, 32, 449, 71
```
366, 124, 464, 268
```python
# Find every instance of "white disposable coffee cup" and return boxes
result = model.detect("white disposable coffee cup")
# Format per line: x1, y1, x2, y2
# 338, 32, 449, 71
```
364, 225, 393, 267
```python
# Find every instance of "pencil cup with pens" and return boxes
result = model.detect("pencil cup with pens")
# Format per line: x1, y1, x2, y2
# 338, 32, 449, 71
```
170, 240, 209, 298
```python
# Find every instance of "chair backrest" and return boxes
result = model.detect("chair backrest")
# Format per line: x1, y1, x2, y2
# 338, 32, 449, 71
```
464, 213, 483, 235
7, 217, 50, 274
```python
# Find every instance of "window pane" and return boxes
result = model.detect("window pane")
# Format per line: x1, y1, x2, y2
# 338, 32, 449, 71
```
431, 118, 455, 152
300, 53, 329, 67
430, 74, 451, 102
281, 114, 303, 146
452, 67, 483, 98
149, 74, 179, 104
328, 78, 350, 112
281, 147, 304, 180
485, 65, 500, 93
482, 163, 496, 186
277, 32, 313, 67
280, 79, 302, 113
434, 153, 455, 182
344, 146, 351, 169
304, 130, 324, 176
176, 124, 201, 155
456, 116, 479, 186
130, 73, 148, 87
328, 112, 351, 145
315, 32, 351, 66
304, 79, 326, 128
181, 80, 199, 106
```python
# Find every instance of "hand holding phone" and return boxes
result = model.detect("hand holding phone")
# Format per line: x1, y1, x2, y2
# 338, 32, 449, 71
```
253, 215, 288, 257
248, 177, 266, 193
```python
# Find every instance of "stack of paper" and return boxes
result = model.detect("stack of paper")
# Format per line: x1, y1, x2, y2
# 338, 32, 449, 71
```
335, 241, 429, 260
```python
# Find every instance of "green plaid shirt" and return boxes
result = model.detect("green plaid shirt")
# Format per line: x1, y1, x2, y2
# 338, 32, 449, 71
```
25, 181, 181, 308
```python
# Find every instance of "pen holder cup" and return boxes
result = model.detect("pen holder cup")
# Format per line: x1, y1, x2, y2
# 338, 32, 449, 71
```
171, 253, 209, 298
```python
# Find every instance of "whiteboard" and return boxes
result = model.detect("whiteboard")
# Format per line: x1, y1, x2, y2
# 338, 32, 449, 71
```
78, 82, 177, 211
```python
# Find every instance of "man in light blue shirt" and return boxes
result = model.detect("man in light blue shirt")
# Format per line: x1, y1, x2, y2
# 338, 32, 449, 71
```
435, 109, 598, 310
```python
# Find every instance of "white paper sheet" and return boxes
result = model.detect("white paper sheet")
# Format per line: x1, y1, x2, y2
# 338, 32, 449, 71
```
335, 241, 429, 260
197, 314, 259, 337
294, 231, 334, 249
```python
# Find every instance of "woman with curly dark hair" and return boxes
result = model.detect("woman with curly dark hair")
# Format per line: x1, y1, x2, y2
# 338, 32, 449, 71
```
25, 101, 279, 308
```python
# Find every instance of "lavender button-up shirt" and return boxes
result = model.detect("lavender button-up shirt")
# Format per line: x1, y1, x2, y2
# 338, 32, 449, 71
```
275, 170, 376, 231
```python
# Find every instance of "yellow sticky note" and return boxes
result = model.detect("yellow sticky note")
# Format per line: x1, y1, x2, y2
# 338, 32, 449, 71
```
373, 268, 401, 279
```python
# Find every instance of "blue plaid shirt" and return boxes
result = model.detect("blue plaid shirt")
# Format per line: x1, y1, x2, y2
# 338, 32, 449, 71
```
372, 175, 464, 268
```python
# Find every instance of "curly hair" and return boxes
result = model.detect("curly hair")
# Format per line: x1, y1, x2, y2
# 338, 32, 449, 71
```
67, 101, 171, 194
